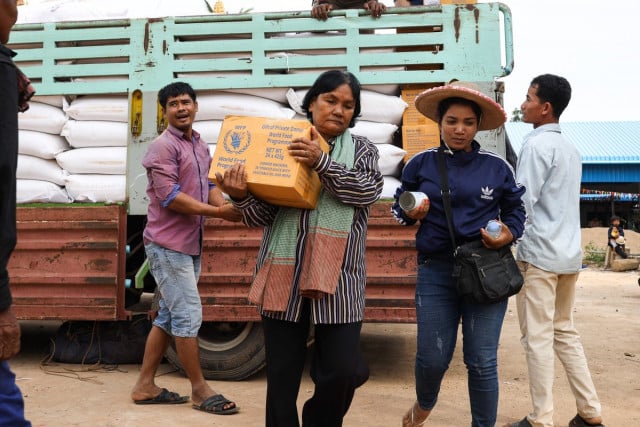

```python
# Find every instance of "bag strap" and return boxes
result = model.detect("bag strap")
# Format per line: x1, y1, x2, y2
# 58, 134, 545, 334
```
436, 146, 457, 249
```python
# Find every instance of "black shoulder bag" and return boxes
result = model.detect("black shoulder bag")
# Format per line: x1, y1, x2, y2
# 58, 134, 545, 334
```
436, 147, 523, 304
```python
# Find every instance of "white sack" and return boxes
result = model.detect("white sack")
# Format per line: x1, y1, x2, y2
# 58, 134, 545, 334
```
64, 95, 129, 122
31, 95, 65, 108
18, 130, 70, 159
375, 144, 406, 177
18, 102, 67, 134
352, 121, 398, 145
64, 174, 126, 203
17, 0, 129, 23
56, 147, 127, 175
287, 89, 407, 124
219, 88, 290, 104
194, 120, 224, 144
195, 93, 296, 121
381, 176, 401, 199
61, 120, 128, 148
17, 154, 68, 186
17, 0, 211, 24
17, 179, 72, 204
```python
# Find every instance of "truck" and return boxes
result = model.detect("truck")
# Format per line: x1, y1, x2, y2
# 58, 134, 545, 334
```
7, 3, 514, 380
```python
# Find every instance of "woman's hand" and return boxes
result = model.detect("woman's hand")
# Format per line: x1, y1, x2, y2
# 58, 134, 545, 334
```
289, 126, 323, 167
404, 197, 430, 220
480, 220, 514, 249
215, 162, 249, 200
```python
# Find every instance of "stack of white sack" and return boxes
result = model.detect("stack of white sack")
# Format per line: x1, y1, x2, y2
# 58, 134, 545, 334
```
192, 90, 297, 163
286, 88, 407, 199
16, 0, 212, 24
59, 95, 128, 203
17, 96, 72, 203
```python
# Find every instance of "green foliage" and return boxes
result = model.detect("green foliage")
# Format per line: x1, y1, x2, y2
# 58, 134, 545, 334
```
583, 241, 605, 266
510, 108, 522, 122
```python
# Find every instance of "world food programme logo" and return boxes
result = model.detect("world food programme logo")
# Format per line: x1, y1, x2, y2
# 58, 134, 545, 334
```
222, 128, 251, 154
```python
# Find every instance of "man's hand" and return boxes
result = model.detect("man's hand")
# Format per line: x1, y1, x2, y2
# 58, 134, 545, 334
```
311, 2, 334, 20
217, 203, 243, 222
364, 0, 387, 18
0, 307, 21, 361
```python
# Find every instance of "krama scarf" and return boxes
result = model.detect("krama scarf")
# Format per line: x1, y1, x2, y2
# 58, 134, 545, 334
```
248, 130, 356, 312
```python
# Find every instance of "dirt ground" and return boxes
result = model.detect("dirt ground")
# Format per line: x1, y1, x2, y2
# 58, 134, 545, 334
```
8, 233, 640, 426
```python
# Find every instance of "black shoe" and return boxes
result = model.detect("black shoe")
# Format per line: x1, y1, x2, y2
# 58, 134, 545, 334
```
569, 414, 605, 427
507, 417, 533, 427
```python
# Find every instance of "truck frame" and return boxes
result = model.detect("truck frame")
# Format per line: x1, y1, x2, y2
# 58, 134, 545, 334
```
8, 4, 513, 380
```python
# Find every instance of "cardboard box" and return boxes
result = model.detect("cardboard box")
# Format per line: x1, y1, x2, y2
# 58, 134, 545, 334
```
401, 123, 440, 161
209, 115, 329, 209
401, 83, 442, 126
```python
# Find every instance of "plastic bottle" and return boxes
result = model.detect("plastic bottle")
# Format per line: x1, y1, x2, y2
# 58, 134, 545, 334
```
486, 220, 502, 239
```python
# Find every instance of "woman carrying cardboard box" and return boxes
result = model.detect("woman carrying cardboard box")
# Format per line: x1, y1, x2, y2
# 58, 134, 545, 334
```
216, 70, 383, 427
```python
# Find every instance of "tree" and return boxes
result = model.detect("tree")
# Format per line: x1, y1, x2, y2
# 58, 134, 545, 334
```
510, 107, 522, 122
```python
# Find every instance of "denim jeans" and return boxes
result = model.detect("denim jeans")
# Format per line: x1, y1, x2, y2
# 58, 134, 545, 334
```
145, 243, 202, 338
414, 258, 507, 427
0, 361, 31, 427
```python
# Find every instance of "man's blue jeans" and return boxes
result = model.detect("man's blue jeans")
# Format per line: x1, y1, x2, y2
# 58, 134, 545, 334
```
414, 258, 507, 427
0, 361, 31, 427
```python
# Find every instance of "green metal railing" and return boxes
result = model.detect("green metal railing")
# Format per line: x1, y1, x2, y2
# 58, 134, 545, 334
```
8, 4, 513, 96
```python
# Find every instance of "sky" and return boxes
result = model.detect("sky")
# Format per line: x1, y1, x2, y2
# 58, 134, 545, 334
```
227, 0, 640, 123
18, 0, 640, 122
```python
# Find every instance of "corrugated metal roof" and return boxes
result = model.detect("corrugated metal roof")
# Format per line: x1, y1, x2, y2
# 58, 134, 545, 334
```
505, 121, 640, 164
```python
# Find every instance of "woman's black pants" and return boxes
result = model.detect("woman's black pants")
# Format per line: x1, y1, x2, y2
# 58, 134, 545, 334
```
262, 304, 369, 427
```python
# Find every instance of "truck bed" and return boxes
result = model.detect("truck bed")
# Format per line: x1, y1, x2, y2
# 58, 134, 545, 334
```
10, 201, 417, 322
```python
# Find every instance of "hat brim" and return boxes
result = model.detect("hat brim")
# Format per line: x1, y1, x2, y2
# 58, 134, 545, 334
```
414, 85, 507, 131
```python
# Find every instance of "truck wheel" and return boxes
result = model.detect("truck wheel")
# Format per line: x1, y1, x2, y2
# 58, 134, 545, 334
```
165, 321, 265, 381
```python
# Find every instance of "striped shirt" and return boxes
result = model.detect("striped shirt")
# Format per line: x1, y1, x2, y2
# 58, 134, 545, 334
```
234, 134, 383, 324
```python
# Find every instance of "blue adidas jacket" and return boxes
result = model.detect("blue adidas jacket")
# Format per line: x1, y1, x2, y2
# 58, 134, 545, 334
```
392, 141, 526, 259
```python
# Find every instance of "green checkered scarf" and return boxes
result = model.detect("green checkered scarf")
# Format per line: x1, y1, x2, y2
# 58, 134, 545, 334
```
248, 130, 356, 312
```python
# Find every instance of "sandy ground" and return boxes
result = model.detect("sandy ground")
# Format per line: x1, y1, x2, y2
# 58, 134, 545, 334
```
7, 228, 640, 426
9, 265, 640, 427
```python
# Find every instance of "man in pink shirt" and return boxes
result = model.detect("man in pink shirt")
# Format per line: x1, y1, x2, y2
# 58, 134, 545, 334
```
130, 82, 241, 416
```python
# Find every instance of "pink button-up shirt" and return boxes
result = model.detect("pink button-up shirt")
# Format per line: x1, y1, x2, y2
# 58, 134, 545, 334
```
142, 125, 212, 256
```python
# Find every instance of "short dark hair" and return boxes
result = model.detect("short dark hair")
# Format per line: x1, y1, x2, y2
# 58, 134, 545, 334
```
530, 74, 571, 119
436, 96, 483, 126
158, 82, 197, 109
301, 70, 361, 128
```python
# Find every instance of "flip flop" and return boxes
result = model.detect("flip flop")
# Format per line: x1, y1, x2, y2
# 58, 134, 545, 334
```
192, 394, 239, 415
134, 388, 189, 405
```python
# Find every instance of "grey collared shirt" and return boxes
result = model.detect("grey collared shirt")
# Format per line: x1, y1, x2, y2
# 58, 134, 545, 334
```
515, 123, 583, 273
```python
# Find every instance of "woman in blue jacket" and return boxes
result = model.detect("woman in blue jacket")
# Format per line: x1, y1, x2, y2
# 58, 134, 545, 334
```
392, 82, 526, 427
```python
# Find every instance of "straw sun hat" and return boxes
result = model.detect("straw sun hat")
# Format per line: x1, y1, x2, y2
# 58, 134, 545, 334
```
414, 81, 507, 131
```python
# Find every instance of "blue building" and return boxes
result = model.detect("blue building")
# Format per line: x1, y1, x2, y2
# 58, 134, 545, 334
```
505, 121, 640, 230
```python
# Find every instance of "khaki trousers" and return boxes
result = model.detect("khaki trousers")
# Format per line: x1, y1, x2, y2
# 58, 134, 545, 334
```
515, 262, 602, 427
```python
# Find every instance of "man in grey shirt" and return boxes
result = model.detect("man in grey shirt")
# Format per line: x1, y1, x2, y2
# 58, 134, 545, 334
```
509, 74, 604, 427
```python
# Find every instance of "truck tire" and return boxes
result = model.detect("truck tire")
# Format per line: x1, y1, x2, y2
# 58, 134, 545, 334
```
165, 321, 266, 381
